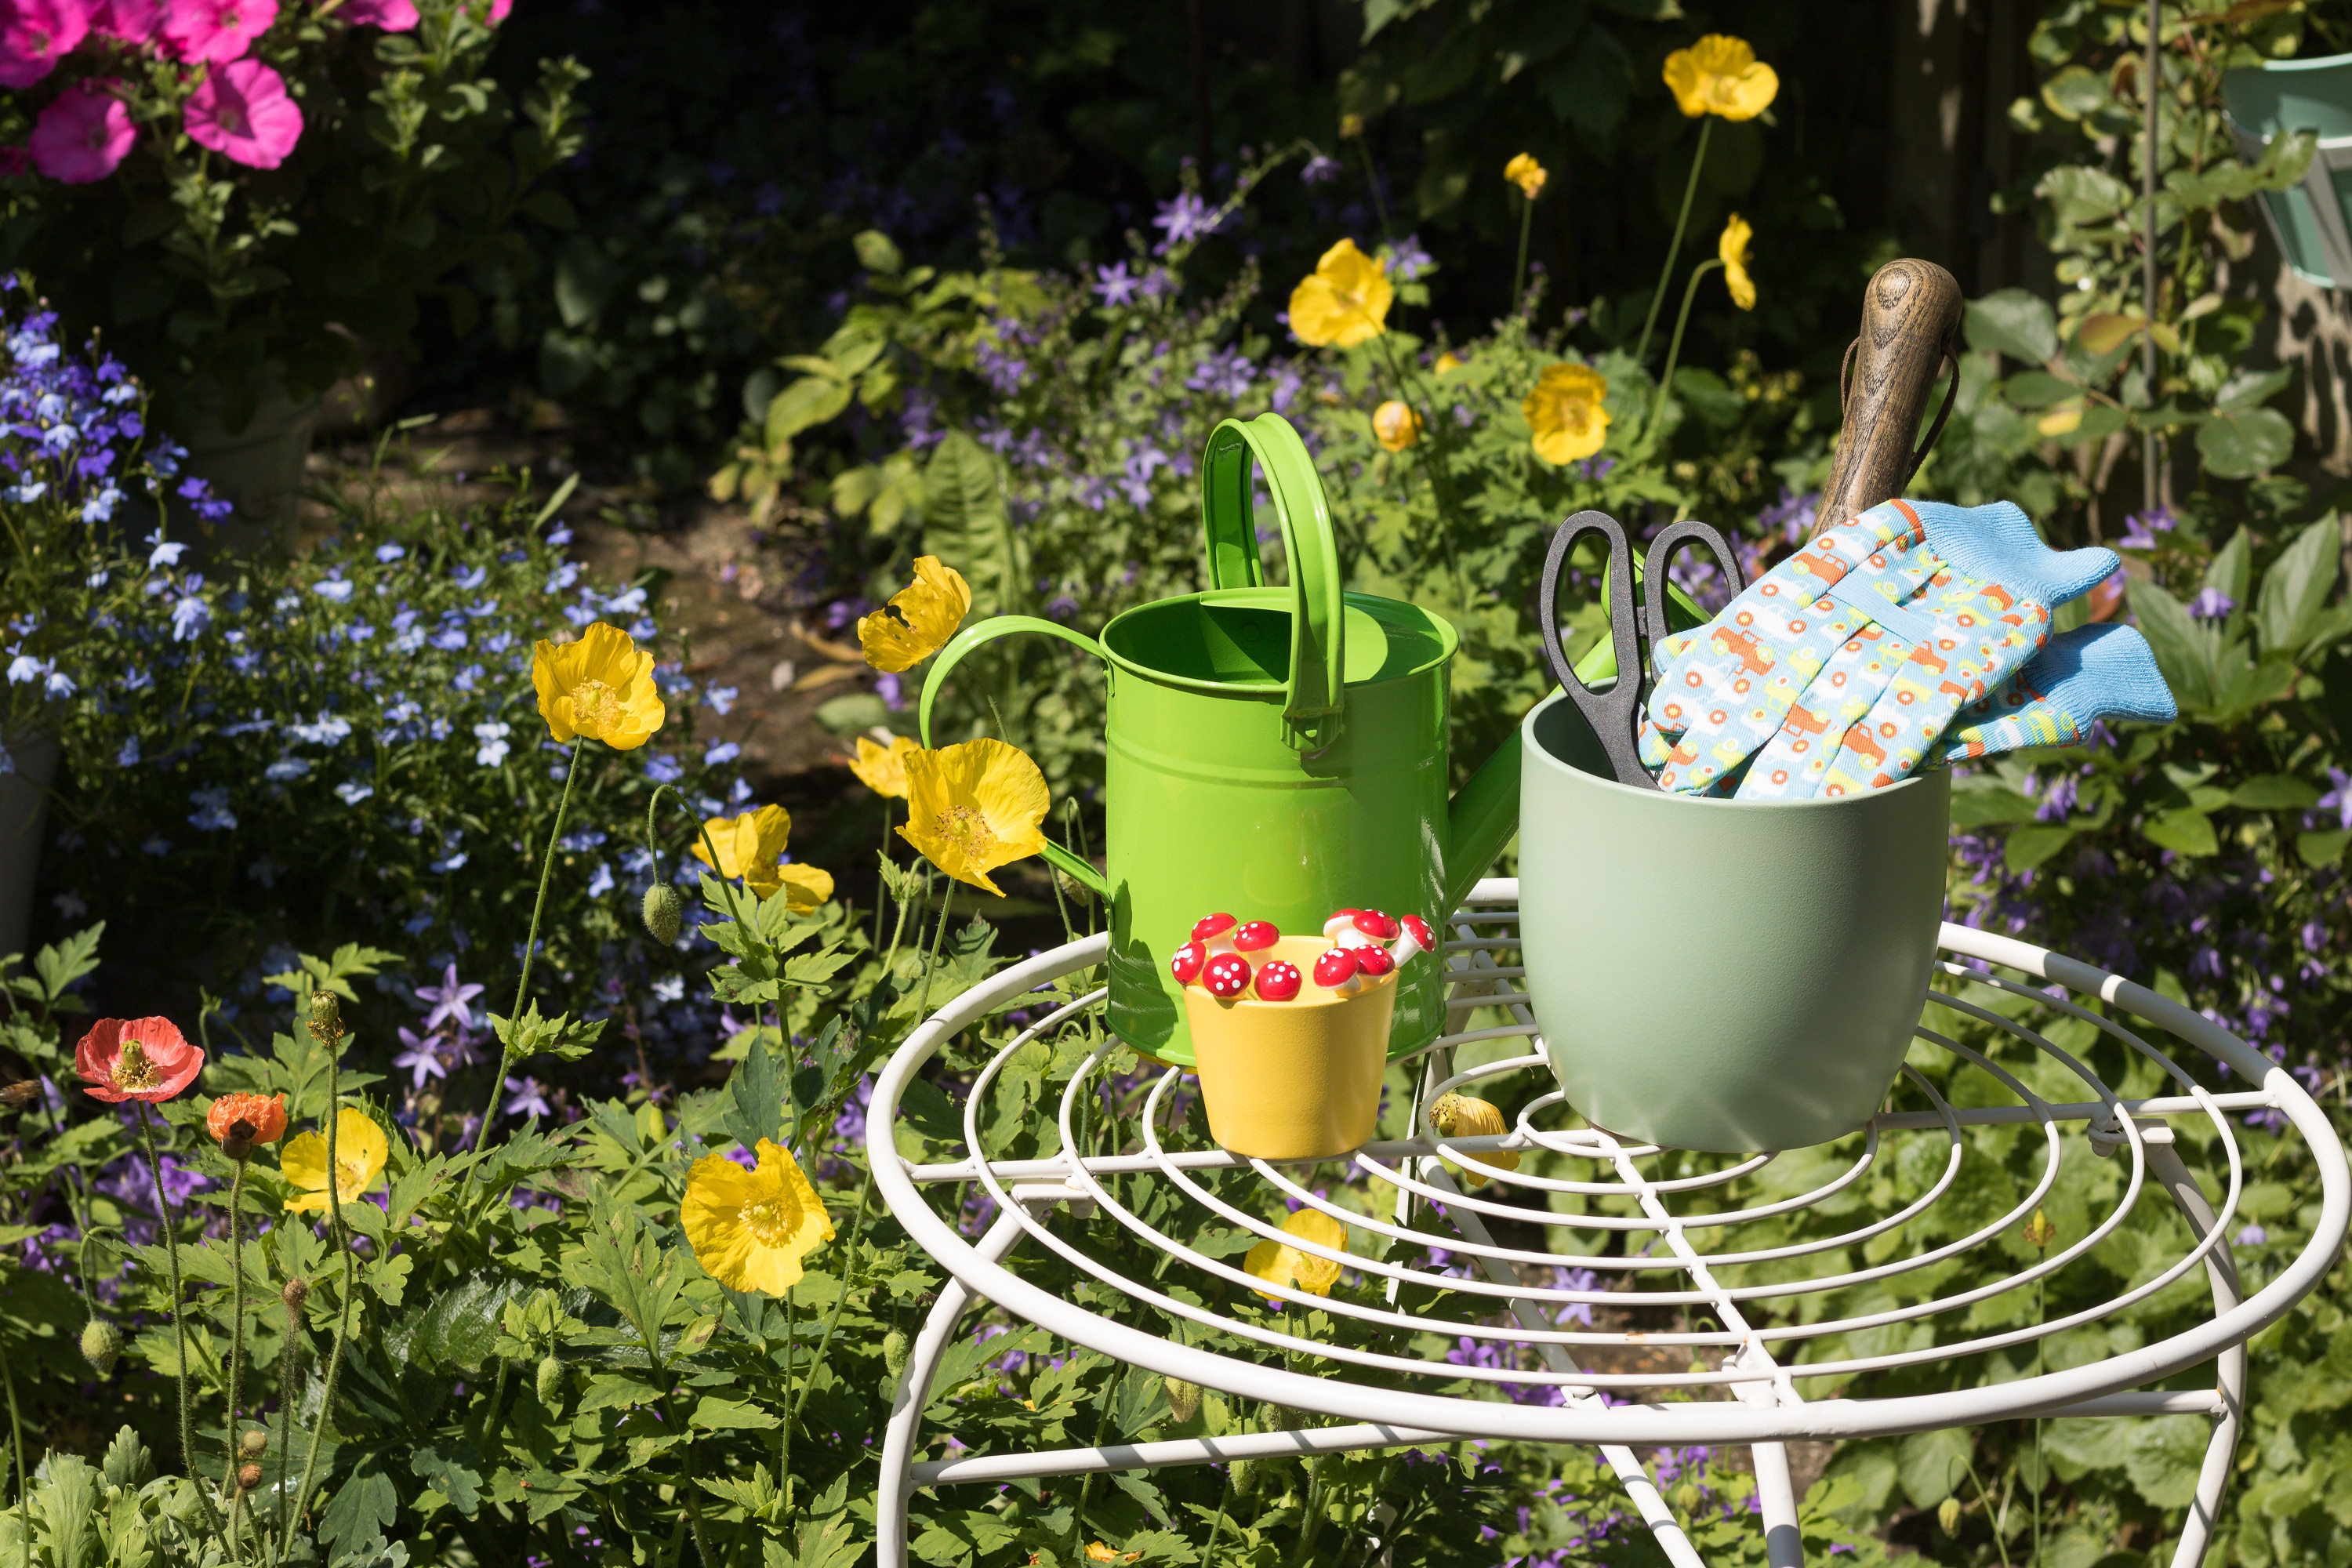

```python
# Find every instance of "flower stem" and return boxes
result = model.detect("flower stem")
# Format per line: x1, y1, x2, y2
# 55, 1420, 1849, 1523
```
219, 1158, 249, 1508
780, 1291, 796, 1520
136, 1103, 220, 1534
1512, 194, 1535, 317
1646, 258, 1725, 443
274, 1304, 302, 1548
478, 736, 585, 1141
283, 1022, 354, 1559
1634, 117, 1712, 367
2, 1343, 28, 1568
914, 881, 956, 1020
1352, 136, 1393, 246
787, 1169, 873, 1436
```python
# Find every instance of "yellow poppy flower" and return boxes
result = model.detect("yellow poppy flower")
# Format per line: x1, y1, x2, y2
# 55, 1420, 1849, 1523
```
1662, 35, 1779, 122
775, 862, 835, 914
280, 1108, 390, 1215
850, 733, 920, 800
898, 738, 1050, 897
1288, 239, 1392, 349
1503, 153, 1548, 200
532, 622, 667, 750
1430, 1091, 1519, 1187
1243, 1208, 1348, 1298
858, 556, 972, 673
1523, 362, 1612, 466
681, 1138, 835, 1295
1433, 353, 1462, 376
694, 804, 793, 895
1719, 213, 1756, 310
1372, 400, 1422, 452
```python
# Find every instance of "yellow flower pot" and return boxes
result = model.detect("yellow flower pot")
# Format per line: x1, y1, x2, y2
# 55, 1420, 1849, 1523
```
1184, 937, 1398, 1160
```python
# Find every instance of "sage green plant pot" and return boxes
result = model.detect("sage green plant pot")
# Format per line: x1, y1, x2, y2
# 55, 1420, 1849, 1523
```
1518, 691, 1951, 1153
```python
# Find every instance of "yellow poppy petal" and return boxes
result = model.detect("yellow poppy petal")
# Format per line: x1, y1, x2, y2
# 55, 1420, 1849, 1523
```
1287, 239, 1392, 348
279, 1108, 389, 1214
775, 863, 835, 914
1372, 400, 1421, 452
1431, 1092, 1520, 1185
1719, 214, 1756, 311
858, 557, 972, 673
1523, 362, 1612, 466
1662, 34, 1779, 122
897, 738, 1051, 896
694, 804, 793, 891
279, 1131, 328, 1214
1504, 152, 1548, 199
532, 622, 667, 750
682, 1138, 835, 1296
849, 734, 920, 800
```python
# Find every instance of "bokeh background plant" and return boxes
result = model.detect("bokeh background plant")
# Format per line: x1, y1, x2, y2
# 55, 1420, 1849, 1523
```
2, 0, 2352, 1565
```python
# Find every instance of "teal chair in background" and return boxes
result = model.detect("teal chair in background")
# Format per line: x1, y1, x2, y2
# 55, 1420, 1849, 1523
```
2224, 52, 2352, 290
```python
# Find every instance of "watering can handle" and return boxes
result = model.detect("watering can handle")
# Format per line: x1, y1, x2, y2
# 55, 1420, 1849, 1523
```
1199, 413, 1346, 750
916, 615, 1112, 896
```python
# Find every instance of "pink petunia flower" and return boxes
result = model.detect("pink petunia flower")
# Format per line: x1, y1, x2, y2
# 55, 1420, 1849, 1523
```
89, 0, 160, 42
0, 0, 93, 89
183, 55, 299, 167
337, 0, 415, 27
30, 79, 134, 183
485, 0, 508, 20
158, 0, 273, 63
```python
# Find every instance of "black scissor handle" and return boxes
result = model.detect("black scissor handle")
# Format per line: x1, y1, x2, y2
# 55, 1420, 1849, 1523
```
1539, 510, 1653, 789
1640, 519, 1748, 656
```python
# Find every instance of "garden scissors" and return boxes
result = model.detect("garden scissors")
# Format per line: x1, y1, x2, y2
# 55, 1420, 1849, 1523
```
1537, 510, 1746, 789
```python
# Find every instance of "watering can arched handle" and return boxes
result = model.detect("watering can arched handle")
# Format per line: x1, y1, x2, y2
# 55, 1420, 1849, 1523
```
916, 615, 1112, 896
1200, 414, 1346, 750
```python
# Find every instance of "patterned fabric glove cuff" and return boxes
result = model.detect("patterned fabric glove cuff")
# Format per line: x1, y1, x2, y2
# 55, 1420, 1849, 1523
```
1905, 499, 2119, 608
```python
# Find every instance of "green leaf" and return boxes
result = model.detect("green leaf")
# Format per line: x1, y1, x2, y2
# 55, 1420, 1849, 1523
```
763, 375, 855, 449
411, 1443, 484, 1516
2300, 828, 2350, 866
2039, 64, 2107, 122
2143, 808, 2219, 857
691, 1396, 782, 1432
2204, 528, 2252, 616
924, 430, 1018, 616
853, 230, 904, 274
2198, 406, 2295, 478
1897, 1427, 1973, 1509
489, 1001, 607, 1066
318, 1458, 399, 1549
2122, 1417, 2211, 1508
397, 1270, 534, 1373
2256, 516, 2341, 659
1966, 289, 2059, 365
2004, 825, 2077, 872
1951, 782, 2040, 828
2230, 775, 2321, 811
899, 1076, 965, 1145
2128, 581, 2215, 714
723, 1033, 786, 1152
766, 1511, 867, 1568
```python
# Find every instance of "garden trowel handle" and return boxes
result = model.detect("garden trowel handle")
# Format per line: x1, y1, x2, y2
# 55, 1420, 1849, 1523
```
1809, 257, 1964, 541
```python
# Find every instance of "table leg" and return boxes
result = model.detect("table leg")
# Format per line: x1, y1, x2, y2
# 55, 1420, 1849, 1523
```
1425, 1166, 1709, 1568
2144, 1142, 2245, 1568
878, 1207, 1031, 1568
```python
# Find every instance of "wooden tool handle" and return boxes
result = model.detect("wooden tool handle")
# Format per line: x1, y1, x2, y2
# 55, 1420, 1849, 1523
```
1809, 258, 1963, 540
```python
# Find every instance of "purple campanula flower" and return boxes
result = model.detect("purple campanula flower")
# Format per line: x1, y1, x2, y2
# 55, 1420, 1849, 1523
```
1093, 263, 1140, 307
504, 1076, 552, 1120
2118, 506, 2176, 551
2188, 586, 2234, 620
416, 962, 485, 1032
1151, 191, 1221, 252
1389, 233, 1433, 281
1300, 153, 1341, 185
394, 1027, 448, 1089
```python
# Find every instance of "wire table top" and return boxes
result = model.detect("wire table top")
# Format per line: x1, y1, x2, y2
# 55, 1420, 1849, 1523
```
866, 879, 2350, 1568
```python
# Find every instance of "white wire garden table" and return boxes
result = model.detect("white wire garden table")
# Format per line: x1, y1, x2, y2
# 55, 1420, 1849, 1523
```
866, 879, 2350, 1567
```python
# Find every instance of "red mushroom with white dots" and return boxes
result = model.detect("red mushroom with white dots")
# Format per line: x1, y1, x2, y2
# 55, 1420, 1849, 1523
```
1254, 960, 1301, 1001
1202, 953, 1254, 998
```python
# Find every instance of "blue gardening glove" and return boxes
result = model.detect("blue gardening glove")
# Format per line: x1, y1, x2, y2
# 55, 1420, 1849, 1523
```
1640, 499, 2116, 799
1933, 622, 2176, 764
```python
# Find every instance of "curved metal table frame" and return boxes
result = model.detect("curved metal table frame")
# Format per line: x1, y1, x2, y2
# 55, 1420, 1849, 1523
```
866, 880, 2349, 1567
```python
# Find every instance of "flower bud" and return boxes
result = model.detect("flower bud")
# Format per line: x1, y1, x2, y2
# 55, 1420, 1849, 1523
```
281, 1278, 308, 1312
1937, 1497, 1962, 1535
642, 883, 684, 946
238, 1428, 270, 1457
0, 1079, 39, 1108
535, 1352, 567, 1406
1229, 1458, 1258, 1497
881, 1329, 909, 1377
238, 1462, 263, 1490
1164, 1377, 1201, 1424
80, 1317, 123, 1376
1673, 1481, 1700, 1514
305, 990, 343, 1045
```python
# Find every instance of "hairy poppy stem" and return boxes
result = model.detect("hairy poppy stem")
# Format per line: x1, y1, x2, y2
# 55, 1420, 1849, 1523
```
1647, 258, 1726, 443
135, 1103, 220, 1534
3, 1344, 27, 1568
1635, 116, 1711, 368
284, 1007, 354, 1559
480, 736, 585, 1141
218, 1157, 249, 1512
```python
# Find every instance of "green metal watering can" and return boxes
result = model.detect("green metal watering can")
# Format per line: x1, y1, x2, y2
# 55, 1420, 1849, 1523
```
919, 412, 1521, 1066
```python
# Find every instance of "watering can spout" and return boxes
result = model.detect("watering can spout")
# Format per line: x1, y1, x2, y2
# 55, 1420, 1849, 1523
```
1443, 730, 1523, 916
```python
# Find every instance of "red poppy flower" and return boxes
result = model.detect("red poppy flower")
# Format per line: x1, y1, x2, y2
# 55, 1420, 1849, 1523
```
75, 1017, 204, 1103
